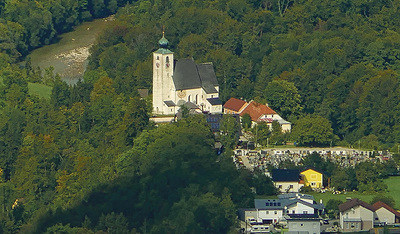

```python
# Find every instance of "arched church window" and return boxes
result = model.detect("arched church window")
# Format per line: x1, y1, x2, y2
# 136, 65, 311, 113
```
166, 56, 169, 63
188, 95, 191, 102
195, 94, 198, 104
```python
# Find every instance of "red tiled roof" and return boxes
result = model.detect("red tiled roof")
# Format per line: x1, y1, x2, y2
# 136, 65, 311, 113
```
240, 101, 276, 121
259, 117, 274, 123
223, 98, 247, 112
339, 198, 375, 212
373, 201, 400, 218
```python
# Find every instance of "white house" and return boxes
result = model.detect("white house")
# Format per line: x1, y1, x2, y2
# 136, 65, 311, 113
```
339, 198, 375, 232
286, 214, 321, 234
223, 98, 291, 132
152, 33, 222, 117
373, 201, 400, 225
249, 194, 324, 225
272, 169, 304, 193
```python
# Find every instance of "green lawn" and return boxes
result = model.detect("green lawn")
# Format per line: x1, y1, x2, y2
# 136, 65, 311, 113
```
310, 191, 376, 207
310, 176, 400, 209
384, 176, 400, 208
0, 77, 52, 99
257, 176, 400, 209
28, 82, 52, 99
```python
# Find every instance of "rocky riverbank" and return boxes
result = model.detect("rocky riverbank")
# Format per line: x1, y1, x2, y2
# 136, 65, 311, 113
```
28, 16, 114, 85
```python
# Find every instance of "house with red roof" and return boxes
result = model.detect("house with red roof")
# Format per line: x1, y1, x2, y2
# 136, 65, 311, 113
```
373, 201, 400, 225
223, 98, 291, 132
223, 97, 248, 114
339, 198, 376, 232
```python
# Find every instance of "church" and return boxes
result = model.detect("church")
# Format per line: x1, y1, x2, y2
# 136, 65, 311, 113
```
152, 33, 222, 116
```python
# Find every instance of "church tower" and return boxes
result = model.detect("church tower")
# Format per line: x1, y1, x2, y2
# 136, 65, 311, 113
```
152, 32, 174, 115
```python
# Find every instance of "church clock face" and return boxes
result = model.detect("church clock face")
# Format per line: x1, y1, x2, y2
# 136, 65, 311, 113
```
177, 90, 186, 98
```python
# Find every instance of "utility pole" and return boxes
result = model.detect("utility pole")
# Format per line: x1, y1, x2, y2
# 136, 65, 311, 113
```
255, 124, 258, 148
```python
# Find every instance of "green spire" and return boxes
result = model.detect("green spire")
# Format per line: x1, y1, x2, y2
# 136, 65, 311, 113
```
158, 31, 169, 48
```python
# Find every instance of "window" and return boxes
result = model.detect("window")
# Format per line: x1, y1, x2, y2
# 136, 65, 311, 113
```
303, 211, 308, 214
166, 56, 169, 63
188, 95, 191, 102
274, 211, 277, 215
311, 182, 316, 186
273, 203, 277, 206
265, 203, 269, 206
278, 185, 282, 189
156, 56, 159, 60
266, 211, 269, 214
270, 202, 273, 206
195, 94, 198, 104
292, 210, 295, 214
289, 185, 293, 188
277, 203, 281, 206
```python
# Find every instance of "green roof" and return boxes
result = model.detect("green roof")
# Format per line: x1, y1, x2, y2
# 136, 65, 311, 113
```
155, 48, 173, 54
158, 36, 169, 47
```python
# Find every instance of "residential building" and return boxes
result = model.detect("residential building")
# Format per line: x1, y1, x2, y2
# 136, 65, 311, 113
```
272, 169, 303, 193
152, 33, 222, 116
223, 97, 247, 114
286, 214, 321, 234
238, 193, 324, 226
373, 201, 400, 225
223, 98, 291, 132
339, 198, 375, 232
300, 168, 324, 189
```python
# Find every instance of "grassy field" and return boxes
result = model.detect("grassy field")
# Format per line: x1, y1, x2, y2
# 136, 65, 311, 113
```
0, 77, 52, 99
28, 82, 52, 99
310, 176, 400, 209
384, 176, 400, 208
257, 176, 400, 209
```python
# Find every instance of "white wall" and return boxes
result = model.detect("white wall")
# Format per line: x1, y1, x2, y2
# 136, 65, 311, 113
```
275, 182, 303, 193
287, 202, 315, 215
153, 51, 174, 115
288, 220, 320, 234
375, 207, 395, 224
258, 209, 283, 224
340, 205, 374, 232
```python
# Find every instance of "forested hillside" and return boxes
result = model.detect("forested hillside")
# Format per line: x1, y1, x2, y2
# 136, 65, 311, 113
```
1, 0, 400, 232
83, 0, 400, 149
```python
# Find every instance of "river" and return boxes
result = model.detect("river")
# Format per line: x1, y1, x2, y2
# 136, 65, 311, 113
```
28, 16, 114, 85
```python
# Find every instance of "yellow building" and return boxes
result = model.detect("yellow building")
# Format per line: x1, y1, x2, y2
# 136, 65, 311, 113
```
300, 168, 323, 189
